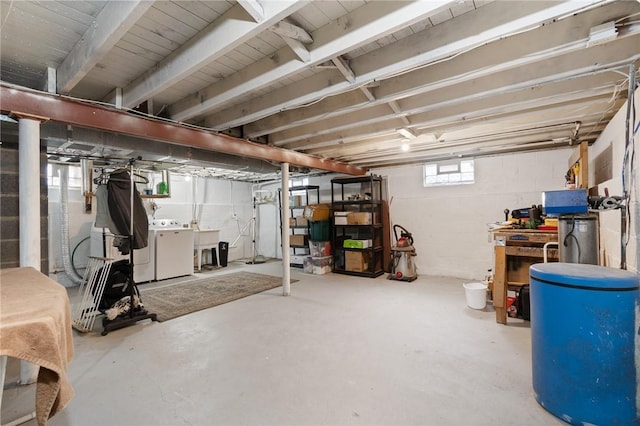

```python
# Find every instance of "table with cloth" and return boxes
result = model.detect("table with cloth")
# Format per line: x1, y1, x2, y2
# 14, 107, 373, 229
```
0, 267, 74, 426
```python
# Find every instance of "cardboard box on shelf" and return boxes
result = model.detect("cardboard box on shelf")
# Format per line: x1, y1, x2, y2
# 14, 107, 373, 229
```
345, 251, 369, 272
290, 234, 308, 247
347, 212, 372, 225
303, 204, 331, 221
295, 216, 308, 227
334, 212, 348, 225
343, 239, 372, 249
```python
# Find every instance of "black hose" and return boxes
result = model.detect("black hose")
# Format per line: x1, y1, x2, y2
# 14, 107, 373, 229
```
563, 217, 581, 262
71, 236, 91, 278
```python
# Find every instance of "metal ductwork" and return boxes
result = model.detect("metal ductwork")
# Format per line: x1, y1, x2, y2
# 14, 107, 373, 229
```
41, 121, 282, 175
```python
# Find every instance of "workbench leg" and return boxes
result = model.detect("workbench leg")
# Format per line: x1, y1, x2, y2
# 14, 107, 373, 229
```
493, 245, 508, 324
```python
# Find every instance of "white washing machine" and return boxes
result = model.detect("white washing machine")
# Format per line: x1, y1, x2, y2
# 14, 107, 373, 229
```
150, 219, 194, 281
90, 227, 155, 283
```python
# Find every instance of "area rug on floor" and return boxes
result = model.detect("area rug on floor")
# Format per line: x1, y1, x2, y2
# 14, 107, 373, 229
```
139, 272, 291, 322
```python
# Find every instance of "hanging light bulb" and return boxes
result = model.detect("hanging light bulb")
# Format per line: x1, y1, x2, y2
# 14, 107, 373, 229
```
401, 140, 410, 152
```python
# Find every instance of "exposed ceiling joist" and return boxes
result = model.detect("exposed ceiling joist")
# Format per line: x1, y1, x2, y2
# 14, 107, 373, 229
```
360, 87, 376, 102
176, 0, 454, 122
2, 0, 637, 172
331, 56, 355, 84
240, 1, 635, 139
276, 42, 640, 149
114, 1, 307, 109
207, 0, 606, 131
57, 1, 153, 94
269, 19, 313, 43
281, 36, 310, 63
292, 93, 622, 152
237, 0, 264, 22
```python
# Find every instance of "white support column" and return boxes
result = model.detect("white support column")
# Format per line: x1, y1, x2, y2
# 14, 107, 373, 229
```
281, 162, 291, 296
17, 115, 44, 385
18, 117, 42, 270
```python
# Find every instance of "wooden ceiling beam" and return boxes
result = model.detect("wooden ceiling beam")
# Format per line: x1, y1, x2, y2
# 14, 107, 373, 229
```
209, 0, 608, 133
117, 1, 307, 109
57, 1, 152, 94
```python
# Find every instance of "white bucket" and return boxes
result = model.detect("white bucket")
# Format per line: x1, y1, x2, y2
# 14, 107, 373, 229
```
463, 282, 488, 309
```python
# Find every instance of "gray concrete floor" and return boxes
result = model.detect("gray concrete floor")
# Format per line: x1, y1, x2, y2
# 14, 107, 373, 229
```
2, 260, 563, 426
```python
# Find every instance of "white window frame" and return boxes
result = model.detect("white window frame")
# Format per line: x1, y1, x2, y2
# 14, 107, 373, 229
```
423, 159, 475, 187
47, 164, 83, 188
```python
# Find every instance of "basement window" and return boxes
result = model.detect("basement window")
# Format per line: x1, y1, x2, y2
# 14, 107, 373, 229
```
423, 159, 474, 187
47, 164, 82, 188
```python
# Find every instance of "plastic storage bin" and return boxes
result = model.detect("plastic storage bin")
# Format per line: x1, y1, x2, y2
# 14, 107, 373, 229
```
529, 263, 639, 425
310, 220, 330, 241
303, 256, 333, 274
308, 240, 331, 257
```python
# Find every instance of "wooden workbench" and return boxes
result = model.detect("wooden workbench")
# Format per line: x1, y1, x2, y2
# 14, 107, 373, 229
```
491, 229, 559, 324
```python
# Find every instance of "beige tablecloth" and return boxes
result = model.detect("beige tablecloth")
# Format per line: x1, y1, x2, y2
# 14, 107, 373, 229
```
0, 267, 74, 425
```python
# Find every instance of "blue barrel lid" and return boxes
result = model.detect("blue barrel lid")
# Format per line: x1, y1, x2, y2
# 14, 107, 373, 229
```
530, 263, 639, 289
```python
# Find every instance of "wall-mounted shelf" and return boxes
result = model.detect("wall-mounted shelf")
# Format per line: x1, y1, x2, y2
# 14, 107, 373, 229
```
140, 194, 170, 199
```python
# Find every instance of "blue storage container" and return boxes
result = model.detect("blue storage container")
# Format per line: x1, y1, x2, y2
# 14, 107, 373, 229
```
529, 263, 639, 425
542, 189, 588, 215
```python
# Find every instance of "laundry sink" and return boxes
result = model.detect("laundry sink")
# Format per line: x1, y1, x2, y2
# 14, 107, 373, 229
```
194, 229, 221, 271
194, 229, 220, 247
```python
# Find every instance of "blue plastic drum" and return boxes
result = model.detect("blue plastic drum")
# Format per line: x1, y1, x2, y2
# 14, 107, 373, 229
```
529, 263, 639, 425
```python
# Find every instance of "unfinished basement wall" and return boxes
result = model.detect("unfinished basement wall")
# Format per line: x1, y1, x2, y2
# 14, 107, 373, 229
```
252, 175, 335, 261
0, 135, 49, 272
589, 86, 639, 273
47, 170, 254, 279
372, 148, 573, 281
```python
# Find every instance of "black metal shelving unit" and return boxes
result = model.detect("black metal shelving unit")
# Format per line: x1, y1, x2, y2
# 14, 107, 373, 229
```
331, 175, 384, 278
279, 185, 319, 267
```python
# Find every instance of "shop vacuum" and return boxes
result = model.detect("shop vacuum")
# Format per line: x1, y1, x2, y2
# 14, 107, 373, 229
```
388, 225, 417, 282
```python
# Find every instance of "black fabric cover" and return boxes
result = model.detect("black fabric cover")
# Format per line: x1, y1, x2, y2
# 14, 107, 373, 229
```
107, 170, 148, 253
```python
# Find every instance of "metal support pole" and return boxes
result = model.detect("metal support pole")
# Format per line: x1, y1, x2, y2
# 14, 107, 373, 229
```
281, 162, 291, 296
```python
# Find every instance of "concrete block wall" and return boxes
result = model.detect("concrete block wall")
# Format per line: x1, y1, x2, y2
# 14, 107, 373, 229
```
372, 148, 574, 281
589, 86, 639, 273
0, 137, 49, 272
256, 158, 572, 281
